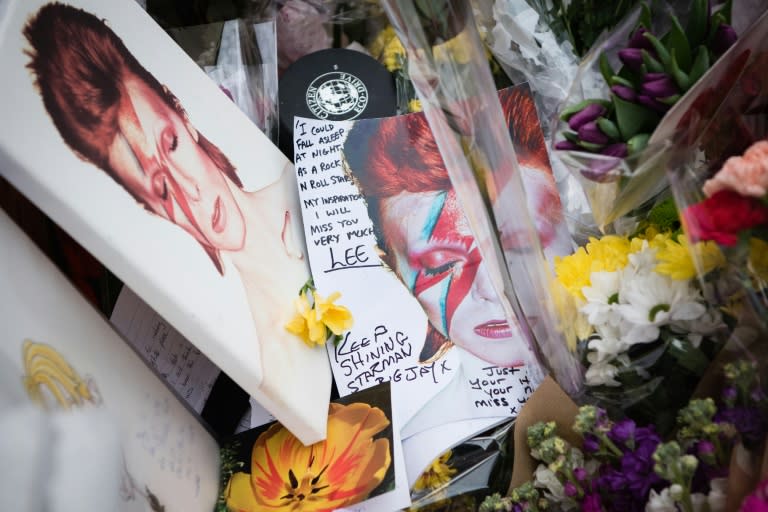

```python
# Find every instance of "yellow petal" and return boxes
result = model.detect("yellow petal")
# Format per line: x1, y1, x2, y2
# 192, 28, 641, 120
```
224, 472, 258, 512
322, 305, 353, 335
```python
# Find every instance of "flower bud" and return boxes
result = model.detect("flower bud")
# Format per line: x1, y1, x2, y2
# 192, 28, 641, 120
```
636, 95, 669, 113
611, 84, 637, 102
711, 23, 737, 55
628, 27, 654, 51
578, 121, 611, 146
555, 140, 580, 151
601, 143, 628, 158
618, 48, 644, 72
641, 74, 679, 99
567, 103, 607, 131
564, 482, 578, 497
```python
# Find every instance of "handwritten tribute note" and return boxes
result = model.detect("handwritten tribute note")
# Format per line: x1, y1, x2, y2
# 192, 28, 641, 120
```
293, 116, 534, 433
111, 287, 220, 413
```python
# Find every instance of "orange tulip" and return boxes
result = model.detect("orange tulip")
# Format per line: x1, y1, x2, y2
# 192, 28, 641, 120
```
225, 402, 391, 511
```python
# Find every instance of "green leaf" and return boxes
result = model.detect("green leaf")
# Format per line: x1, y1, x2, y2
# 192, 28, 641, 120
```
668, 337, 711, 375
644, 32, 672, 69
668, 49, 691, 91
686, 0, 708, 48
667, 16, 692, 72
560, 98, 611, 120
627, 132, 650, 154
688, 45, 711, 86
599, 53, 614, 85
597, 117, 621, 140
658, 93, 681, 106
639, 2, 652, 29
613, 94, 658, 139
642, 49, 664, 73
610, 75, 636, 88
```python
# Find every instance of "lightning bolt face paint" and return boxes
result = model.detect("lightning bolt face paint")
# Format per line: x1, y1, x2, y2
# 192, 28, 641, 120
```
380, 189, 529, 367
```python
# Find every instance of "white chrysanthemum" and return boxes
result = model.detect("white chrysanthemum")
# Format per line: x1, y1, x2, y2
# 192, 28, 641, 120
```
645, 487, 676, 512
580, 271, 622, 327
671, 308, 725, 348
617, 270, 706, 345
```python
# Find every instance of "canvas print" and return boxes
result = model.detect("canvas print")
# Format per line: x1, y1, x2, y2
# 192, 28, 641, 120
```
0, 0, 330, 443
217, 382, 396, 512
0, 208, 220, 511
343, 86, 572, 368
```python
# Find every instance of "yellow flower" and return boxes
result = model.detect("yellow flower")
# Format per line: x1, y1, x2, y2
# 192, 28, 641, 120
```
433, 30, 473, 65
550, 280, 593, 351
371, 26, 407, 72
285, 291, 327, 347
313, 291, 353, 336
413, 449, 456, 492
655, 235, 725, 280
225, 402, 392, 512
749, 237, 768, 282
408, 99, 422, 113
554, 236, 631, 300
285, 291, 353, 348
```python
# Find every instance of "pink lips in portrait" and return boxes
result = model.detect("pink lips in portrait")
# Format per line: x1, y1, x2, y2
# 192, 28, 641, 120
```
474, 319, 514, 339
212, 196, 226, 233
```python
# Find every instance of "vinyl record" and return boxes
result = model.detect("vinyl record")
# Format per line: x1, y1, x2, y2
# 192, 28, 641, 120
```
278, 48, 397, 160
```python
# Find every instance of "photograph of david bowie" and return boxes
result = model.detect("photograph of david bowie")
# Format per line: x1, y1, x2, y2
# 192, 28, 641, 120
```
24, 3, 309, 349
344, 86, 572, 368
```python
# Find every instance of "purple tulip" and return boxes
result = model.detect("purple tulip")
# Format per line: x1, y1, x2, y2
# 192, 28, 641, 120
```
555, 140, 580, 151
628, 27, 655, 51
636, 94, 669, 113
618, 48, 644, 72
601, 143, 629, 158
611, 84, 637, 102
711, 23, 738, 55
640, 74, 679, 99
578, 121, 611, 145
568, 103, 607, 131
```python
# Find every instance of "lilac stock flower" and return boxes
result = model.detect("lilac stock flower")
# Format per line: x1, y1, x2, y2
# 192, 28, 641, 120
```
640, 73, 679, 99
618, 47, 644, 73
711, 23, 738, 55
601, 143, 629, 158
578, 121, 611, 145
697, 440, 715, 457
609, 419, 637, 445
583, 434, 600, 453
721, 386, 738, 405
611, 84, 637, 102
716, 406, 768, 446
582, 493, 603, 512
564, 481, 578, 497
568, 103, 608, 131
573, 467, 588, 482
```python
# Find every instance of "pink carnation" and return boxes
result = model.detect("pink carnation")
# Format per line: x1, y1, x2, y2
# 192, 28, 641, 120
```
703, 140, 768, 198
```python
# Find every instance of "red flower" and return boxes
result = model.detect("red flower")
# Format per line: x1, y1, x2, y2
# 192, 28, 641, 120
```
683, 190, 768, 246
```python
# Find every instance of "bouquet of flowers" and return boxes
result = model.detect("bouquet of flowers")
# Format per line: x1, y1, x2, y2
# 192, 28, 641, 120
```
551, 217, 728, 432
480, 360, 768, 511
552, 0, 741, 232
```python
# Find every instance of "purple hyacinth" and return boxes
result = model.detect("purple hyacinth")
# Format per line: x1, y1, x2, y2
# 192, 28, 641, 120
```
578, 121, 611, 145
711, 23, 738, 55
568, 103, 608, 131
611, 84, 637, 102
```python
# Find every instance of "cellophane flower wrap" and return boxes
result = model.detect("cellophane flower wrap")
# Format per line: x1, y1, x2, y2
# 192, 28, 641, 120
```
552, 219, 729, 433
378, 0, 584, 395
552, 0, 742, 233
668, 8, 768, 338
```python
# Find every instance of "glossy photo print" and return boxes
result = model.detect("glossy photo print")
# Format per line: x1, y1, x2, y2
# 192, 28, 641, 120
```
217, 382, 396, 512
343, 85, 572, 369
0, 0, 330, 443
